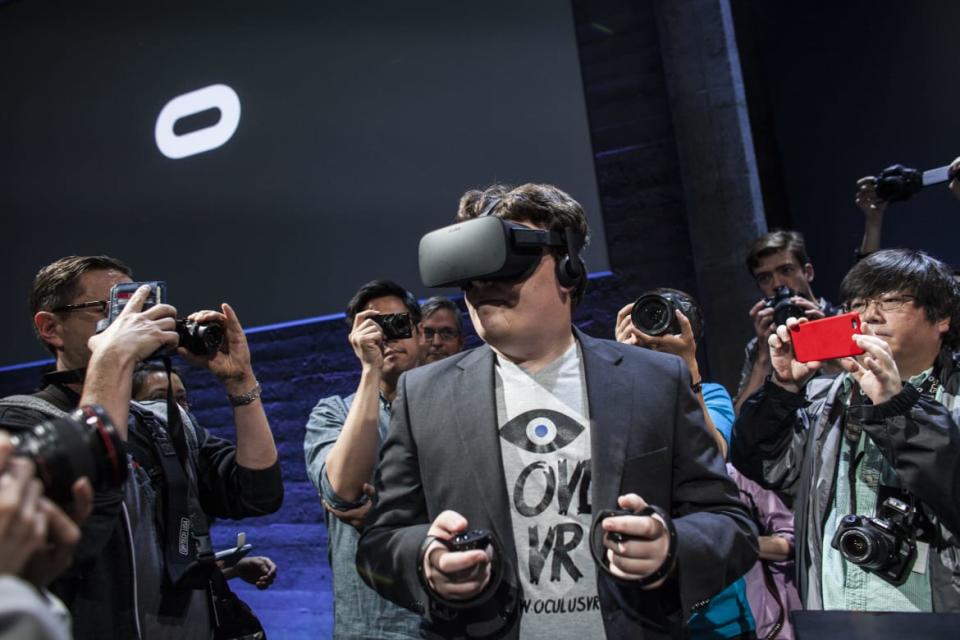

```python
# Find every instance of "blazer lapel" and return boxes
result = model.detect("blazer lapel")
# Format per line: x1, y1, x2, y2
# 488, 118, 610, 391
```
452, 345, 519, 566
576, 328, 632, 514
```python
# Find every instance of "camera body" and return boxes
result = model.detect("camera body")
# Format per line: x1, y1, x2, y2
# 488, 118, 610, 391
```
9, 405, 126, 506
631, 291, 703, 339
372, 313, 412, 341
875, 164, 923, 202
176, 319, 224, 356
765, 286, 805, 327
97, 281, 224, 356
830, 496, 918, 586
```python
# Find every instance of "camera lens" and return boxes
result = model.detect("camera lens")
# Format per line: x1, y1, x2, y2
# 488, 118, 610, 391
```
839, 530, 873, 562
9, 406, 126, 506
631, 295, 673, 336
177, 319, 224, 355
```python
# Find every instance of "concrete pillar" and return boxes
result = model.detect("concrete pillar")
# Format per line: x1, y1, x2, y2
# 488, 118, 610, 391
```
654, 0, 767, 391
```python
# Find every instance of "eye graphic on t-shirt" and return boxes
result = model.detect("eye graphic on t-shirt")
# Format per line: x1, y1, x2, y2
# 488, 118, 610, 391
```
500, 409, 584, 453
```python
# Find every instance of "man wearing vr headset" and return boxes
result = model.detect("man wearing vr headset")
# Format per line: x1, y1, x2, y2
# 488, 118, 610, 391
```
356, 184, 756, 638
0, 256, 283, 640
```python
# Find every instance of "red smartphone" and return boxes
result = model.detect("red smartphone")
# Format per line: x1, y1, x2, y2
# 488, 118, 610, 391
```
789, 312, 866, 363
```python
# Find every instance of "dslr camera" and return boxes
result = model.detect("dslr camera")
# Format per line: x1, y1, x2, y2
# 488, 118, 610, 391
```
873, 161, 953, 203
372, 313, 412, 341
631, 290, 703, 339
765, 286, 804, 327
9, 405, 127, 506
831, 496, 918, 586
97, 281, 224, 356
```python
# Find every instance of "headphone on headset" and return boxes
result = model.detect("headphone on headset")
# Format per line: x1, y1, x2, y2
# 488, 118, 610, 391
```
480, 197, 587, 292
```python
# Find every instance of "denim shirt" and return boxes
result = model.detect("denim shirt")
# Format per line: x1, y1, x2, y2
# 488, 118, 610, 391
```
303, 392, 422, 640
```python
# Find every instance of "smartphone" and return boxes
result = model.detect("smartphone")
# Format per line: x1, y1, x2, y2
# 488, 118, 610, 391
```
444, 529, 491, 552
215, 532, 253, 569
789, 311, 865, 363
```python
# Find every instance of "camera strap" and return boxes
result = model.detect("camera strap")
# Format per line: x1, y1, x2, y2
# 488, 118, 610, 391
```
154, 356, 215, 592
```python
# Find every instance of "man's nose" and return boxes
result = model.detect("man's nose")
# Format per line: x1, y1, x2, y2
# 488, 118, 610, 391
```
860, 300, 884, 322
431, 333, 443, 344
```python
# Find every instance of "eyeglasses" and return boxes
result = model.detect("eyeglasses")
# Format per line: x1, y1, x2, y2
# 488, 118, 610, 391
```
423, 327, 459, 341
845, 294, 916, 314
51, 300, 109, 315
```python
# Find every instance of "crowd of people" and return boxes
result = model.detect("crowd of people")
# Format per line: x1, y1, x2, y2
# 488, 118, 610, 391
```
1, 170, 959, 639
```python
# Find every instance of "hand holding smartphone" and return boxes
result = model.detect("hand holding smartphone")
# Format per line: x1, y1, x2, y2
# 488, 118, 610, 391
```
789, 312, 866, 363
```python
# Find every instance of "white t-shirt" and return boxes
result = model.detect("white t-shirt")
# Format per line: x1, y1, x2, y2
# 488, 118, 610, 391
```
494, 340, 601, 638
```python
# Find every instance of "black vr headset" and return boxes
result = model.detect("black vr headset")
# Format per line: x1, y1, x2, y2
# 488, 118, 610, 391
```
418, 216, 585, 289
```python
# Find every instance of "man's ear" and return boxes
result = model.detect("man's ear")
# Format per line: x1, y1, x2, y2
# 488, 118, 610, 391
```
937, 315, 951, 337
34, 311, 64, 351
803, 263, 815, 283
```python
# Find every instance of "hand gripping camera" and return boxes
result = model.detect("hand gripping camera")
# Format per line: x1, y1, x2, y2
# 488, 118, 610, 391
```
97, 282, 224, 356
831, 496, 919, 586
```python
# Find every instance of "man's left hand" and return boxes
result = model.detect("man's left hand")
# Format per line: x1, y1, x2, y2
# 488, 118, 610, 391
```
180, 303, 256, 395
841, 329, 902, 404
232, 556, 277, 590
602, 494, 671, 589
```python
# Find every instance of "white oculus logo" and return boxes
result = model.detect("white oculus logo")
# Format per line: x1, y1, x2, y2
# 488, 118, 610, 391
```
155, 84, 241, 159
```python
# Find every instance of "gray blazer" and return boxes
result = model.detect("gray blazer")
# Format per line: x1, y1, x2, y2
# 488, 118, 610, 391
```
357, 328, 757, 639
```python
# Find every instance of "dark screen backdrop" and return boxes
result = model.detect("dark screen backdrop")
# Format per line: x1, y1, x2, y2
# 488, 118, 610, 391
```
735, 0, 960, 301
0, 0, 606, 366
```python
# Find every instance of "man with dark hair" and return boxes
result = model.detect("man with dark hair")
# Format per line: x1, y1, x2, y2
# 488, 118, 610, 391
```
419, 296, 465, 364
303, 279, 423, 639
735, 230, 838, 414
133, 362, 189, 409
732, 248, 960, 612
356, 184, 756, 639
0, 256, 283, 640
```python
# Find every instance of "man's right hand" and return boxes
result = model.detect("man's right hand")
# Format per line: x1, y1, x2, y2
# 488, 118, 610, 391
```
855, 176, 889, 218
349, 310, 386, 372
767, 318, 822, 393
422, 511, 492, 601
749, 299, 776, 346
87, 284, 179, 365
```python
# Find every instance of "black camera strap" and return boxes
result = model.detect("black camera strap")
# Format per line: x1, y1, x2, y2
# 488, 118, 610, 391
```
155, 356, 215, 592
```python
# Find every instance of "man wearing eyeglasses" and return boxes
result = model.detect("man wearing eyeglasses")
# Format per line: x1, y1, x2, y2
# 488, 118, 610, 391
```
731, 248, 960, 613
734, 230, 840, 414
419, 296, 465, 364
0, 255, 282, 640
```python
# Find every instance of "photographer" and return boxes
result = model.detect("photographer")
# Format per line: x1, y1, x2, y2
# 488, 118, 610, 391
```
303, 280, 423, 639
132, 362, 278, 592
734, 231, 839, 415
617, 290, 801, 639
731, 248, 960, 611
355, 184, 756, 639
0, 255, 283, 639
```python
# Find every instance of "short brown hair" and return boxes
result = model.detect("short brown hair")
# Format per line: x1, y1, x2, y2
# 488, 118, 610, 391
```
455, 183, 590, 304
745, 230, 810, 274
31, 255, 133, 353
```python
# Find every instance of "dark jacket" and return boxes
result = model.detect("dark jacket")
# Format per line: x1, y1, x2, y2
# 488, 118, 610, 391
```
356, 329, 758, 639
730, 349, 960, 611
0, 382, 284, 640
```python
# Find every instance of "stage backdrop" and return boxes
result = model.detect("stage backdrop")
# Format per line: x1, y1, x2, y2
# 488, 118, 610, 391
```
0, 0, 606, 367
